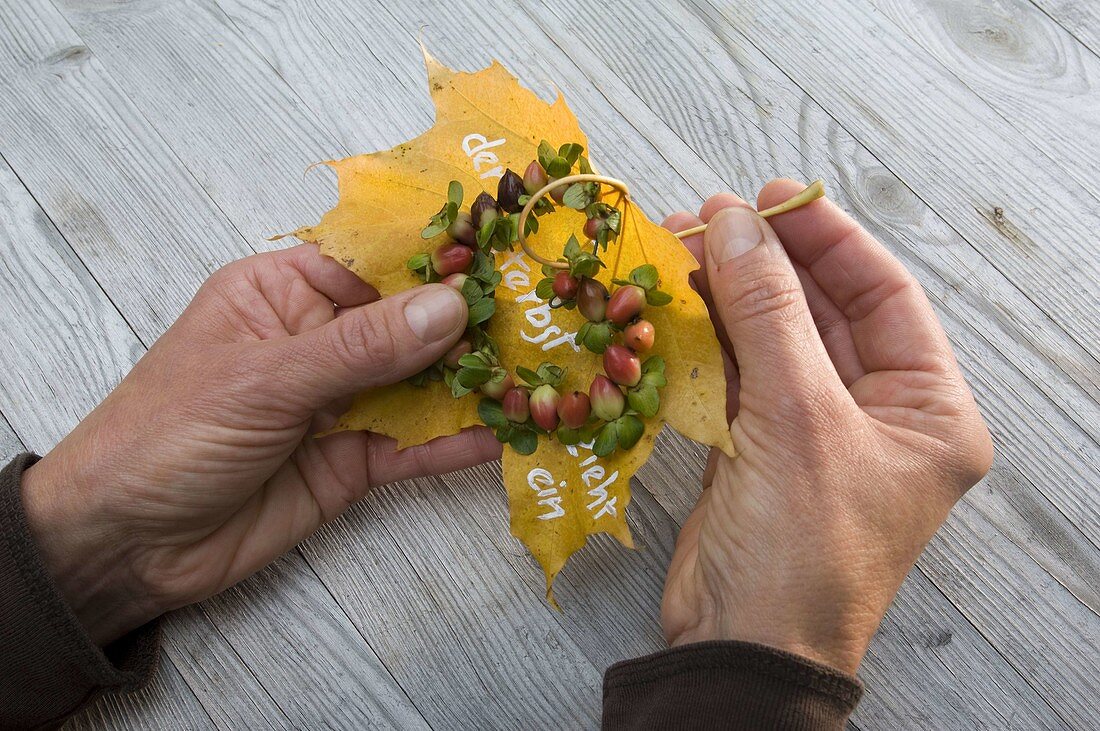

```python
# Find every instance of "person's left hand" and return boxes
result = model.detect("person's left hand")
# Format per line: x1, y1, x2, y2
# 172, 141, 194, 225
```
21, 244, 501, 645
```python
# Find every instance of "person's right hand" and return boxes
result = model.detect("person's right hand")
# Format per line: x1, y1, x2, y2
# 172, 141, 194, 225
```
661, 181, 993, 673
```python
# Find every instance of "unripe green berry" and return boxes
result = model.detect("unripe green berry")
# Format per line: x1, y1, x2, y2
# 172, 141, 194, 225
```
529, 384, 561, 431
442, 273, 469, 290
523, 160, 548, 196
557, 391, 591, 429
577, 278, 608, 322
623, 319, 655, 352
431, 243, 473, 277
480, 373, 515, 401
606, 285, 646, 326
502, 387, 530, 423
471, 192, 499, 229
603, 344, 642, 387
447, 211, 476, 247
590, 375, 625, 421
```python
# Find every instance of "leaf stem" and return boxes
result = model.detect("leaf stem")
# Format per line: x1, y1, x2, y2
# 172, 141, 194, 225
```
518, 174, 630, 269
672, 179, 826, 240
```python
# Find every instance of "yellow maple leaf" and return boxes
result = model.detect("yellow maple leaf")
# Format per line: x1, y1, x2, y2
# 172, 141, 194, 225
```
289, 48, 734, 603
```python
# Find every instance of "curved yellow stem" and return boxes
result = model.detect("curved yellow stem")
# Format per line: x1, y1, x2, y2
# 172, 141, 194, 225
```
517, 174, 630, 269
672, 179, 825, 239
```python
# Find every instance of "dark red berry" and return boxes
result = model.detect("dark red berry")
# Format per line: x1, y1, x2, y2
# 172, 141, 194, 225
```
523, 160, 548, 196
497, 169, 525, 213
557, 391, 591, 429
590, 375, 625, 421
577, 278, 608, 322
547, 176, 566, 204
529, 384, 561, 431
623, 320, 655, 352
503, 387, 530, 423
606, 285, 646, 326
552, 271, 580, 300
431, 243, 473, 277
583, 216, 601, 240
603, 344, 642, 387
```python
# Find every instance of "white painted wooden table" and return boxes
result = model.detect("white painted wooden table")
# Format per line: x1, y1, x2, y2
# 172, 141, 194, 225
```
2, 0, 1097, 728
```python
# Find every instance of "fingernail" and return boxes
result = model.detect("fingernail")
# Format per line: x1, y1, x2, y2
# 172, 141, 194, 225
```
706, 207, 764, 264
405, 286, 464, 342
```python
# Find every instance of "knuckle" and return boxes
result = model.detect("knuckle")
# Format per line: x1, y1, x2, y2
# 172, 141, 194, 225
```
725, 270, 804, 326
332, 311, 401, 376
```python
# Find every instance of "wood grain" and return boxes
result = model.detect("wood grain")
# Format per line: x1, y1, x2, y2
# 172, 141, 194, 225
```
1030, 0, 1100, 56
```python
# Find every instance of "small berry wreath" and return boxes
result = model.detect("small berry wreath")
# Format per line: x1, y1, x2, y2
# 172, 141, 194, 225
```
406, 141, 823, 457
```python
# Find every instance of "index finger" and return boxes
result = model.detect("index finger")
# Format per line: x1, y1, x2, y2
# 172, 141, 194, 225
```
758, 179, 954, 375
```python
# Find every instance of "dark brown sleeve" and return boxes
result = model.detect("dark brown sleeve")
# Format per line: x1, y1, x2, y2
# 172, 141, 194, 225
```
603, 640, 862, 730
0, 454, 161, 730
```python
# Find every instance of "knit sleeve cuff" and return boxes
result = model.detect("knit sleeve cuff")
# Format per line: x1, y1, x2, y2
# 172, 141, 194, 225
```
0, 453, 161, 729
603, 640, 862, 730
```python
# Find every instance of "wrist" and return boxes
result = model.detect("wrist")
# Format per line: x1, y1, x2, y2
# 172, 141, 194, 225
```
20, 454, 159, 646
667, 604, 871, 675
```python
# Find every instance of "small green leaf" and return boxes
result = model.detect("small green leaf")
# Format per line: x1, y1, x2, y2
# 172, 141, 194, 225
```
515, 365, 541, 387
468, 297, 496, 326
535, 362, 565, 387
641, 355, 665, 375
558, 143, 584, 166
556, 426, 582, 446
447, 180, 463, 208
469, 251, 494, 282
457, 366, 491, 388
460, 278, 484, 305
450, 378, 473, 398
421, 219, 447, 238
563, 234, 581, 260
476, 218, 497, 249
458, 353, 488, 368
510, 430, 538, 455
592, 422, 619, 457
495, 423, 516, 443
616, 415, 645, 450
547, 156, 570, 179
630, 264, 659, 290
406, 253, 430, 270
535, 277, 556, 301
579, 321, 614, 354
579, 155, 592, 175
478, 398, 507, 428
646, 289, 673, 306
562, 182, 597, 210
537, 140, 556, 170
524, 215, 539, 236
627, 385, 660, 418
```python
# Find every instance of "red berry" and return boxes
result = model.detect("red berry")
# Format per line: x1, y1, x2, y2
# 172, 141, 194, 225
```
583, 216, 601, 240
557, 391, 591, 429
547, 176, 566, 204
606, 285, 646, 326
523, 160, 548, 196
480, 373, 515, 401
442, 339, 472, 369
552, 271, 580, 300
447, 211, 476, 247
442, 273, 469, 290
431, 243, 473, 276
577, 278, 608, 322
590, 375, 625, 421
623, 320, 655, 352
529, 384, 561, 431
603, 344, 642, 387
497, 169, 525, 213
503, 387, 530, 423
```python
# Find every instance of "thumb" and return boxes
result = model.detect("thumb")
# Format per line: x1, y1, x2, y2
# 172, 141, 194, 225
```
265, 284, 468, 406
704, 205, 841, 406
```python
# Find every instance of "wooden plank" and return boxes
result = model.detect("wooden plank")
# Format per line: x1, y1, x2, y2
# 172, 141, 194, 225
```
1030, 0, 1100, 56
1, 4, 438, 727
301, 480, 604, 729
0, 158, 215, 730
689, 0, 1100, 364
871, 0, 1100, 204
210, 0, 1098, 725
